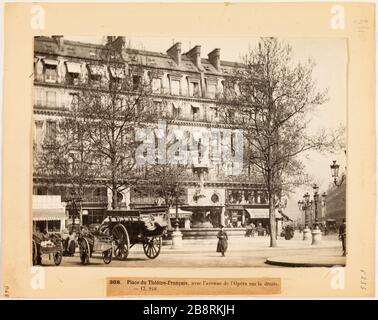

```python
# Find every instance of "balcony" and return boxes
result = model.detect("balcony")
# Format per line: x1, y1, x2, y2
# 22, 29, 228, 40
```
34, 103, 69, 111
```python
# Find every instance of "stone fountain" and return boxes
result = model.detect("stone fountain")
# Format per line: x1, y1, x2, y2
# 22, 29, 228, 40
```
180, 163, 216, 228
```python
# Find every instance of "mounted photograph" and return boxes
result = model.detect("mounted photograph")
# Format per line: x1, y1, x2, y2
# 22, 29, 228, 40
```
32, 35, 347, 268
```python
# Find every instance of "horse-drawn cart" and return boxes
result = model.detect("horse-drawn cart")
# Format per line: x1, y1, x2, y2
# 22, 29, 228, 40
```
78, 230, 113, 265
78, 206, 168, 265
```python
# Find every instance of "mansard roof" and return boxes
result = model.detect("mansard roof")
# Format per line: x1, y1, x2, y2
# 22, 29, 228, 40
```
34, 36, 245, 77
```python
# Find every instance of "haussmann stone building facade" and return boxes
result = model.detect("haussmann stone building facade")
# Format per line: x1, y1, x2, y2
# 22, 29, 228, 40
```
33, 36, 282, 233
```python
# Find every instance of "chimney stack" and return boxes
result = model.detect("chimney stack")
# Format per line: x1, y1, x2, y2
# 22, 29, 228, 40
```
208, 48, 220, 71
52, 35, 64, 48
167, 42, 182, 65
106, 36, 126, 52
185, 45, 201, 69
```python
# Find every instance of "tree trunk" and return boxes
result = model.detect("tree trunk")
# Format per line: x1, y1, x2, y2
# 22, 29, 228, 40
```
112, 185, 118, 209
269, 194, 277, 247
166, 205, 173, 230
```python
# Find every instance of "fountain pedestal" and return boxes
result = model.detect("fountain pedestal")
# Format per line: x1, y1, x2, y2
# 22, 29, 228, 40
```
190, 208, 214, 228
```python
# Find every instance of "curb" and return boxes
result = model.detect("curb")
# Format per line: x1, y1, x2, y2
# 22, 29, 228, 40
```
265, 256, 346, 267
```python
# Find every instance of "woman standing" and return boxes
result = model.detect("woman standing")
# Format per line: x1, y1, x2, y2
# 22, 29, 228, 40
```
216, 225, 228, 257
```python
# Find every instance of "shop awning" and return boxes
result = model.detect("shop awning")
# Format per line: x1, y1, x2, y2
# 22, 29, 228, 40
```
109, 66, 125, 78
245, 208, 280, 219
279, 211, 293, 222
88, 64, 105, 76
33, 208, 67, 221
66, 61, 81, 74
44, 59, 58, 66
168, 208, 191, 219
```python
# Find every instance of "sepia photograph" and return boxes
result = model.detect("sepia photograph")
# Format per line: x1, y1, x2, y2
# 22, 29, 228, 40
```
32, 35, 347, 268
1, 2, 375, 299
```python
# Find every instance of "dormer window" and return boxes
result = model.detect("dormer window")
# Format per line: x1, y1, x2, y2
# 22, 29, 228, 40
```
109, 66, 125, 89
44, 59, 58, 83
65, 61, 81, 85
88, 64, 105, 86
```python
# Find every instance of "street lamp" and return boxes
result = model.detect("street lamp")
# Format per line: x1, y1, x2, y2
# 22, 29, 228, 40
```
298, 192, 313, 228
67, 192, 83, 228
321, 192, 327, 206
313, 184, 319, 226
330, 160, 345, 187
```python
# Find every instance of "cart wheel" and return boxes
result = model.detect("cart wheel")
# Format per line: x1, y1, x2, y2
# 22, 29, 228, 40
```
53, 252, 62, 265
102, 249, 112, 264
143, 236, 162, 259
112, 224, 130, 260
79, 238, 90, 265
32, 240, 38, 266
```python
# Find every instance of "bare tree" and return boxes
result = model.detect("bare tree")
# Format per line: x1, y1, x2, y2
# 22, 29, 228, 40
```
36, 38, 157, 210
77, 41, 158, 209
34, 103, 95, 202
219, 38, 342, 247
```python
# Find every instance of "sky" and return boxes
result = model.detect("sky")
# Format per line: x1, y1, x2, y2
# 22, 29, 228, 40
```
66, 36, 347, 220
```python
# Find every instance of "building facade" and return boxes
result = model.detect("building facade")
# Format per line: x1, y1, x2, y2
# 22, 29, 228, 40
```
33, 36, 271, 229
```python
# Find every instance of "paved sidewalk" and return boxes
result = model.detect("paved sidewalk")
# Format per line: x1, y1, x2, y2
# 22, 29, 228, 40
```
266, 255, 346, 267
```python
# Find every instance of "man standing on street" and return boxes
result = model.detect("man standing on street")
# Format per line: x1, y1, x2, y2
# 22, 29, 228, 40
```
338, 218, 347, 256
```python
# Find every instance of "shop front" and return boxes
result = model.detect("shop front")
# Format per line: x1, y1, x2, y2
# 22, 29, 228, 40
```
32, 195, 67, 233
244, 208, 284, 235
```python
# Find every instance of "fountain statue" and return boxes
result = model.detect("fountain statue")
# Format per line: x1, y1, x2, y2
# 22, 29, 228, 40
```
180, 163, 214, 228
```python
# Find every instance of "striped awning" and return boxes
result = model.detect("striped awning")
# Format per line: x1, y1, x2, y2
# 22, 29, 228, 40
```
245, 208, 280, 219
44, 59, 58, 66
66, 61, 81, 74
33, 208, 67, 221
169, 208, 191, 219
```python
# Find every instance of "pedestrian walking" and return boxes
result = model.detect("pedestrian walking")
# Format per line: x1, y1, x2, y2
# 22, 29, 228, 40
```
338, 218, 346, 256
216, 225, 228, 257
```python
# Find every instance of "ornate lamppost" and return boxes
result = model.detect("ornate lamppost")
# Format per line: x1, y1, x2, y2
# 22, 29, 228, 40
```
330, 160, 346, 187
67, 192, 83, 229
298, 192, 313, 240
313, 183, 319, 226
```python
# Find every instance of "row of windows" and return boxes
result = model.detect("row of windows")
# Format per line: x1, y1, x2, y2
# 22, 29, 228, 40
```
35, 58, 224, 99
34, 86, 222, 123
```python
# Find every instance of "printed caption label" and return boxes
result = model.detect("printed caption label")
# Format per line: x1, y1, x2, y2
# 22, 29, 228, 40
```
107, 277, 281, 296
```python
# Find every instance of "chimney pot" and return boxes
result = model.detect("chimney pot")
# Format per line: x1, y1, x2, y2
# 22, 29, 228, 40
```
52, 35, 64, 48
185, 45, 201, 69
208, 48, 220, 71
167, 42, 182, 65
